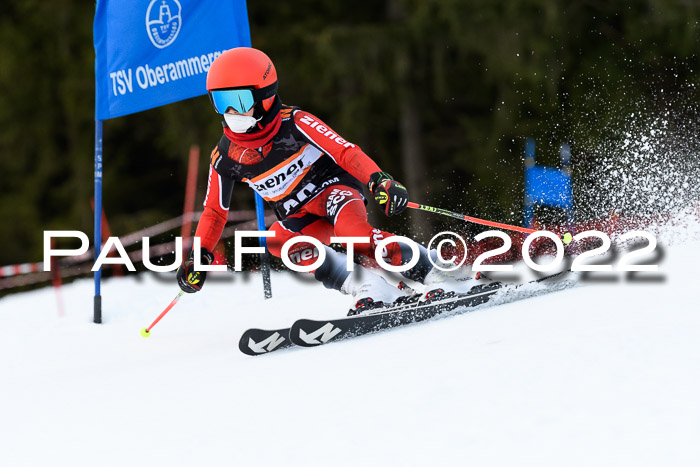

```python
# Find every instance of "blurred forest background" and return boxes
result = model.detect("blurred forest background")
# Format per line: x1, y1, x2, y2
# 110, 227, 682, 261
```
0, 0, 698, 266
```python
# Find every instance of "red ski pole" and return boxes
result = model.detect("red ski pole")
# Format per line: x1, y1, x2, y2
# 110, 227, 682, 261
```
407, 201, 573, 244
140, 290, 185, 338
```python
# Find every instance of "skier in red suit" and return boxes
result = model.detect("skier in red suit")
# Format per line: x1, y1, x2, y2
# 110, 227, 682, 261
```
177, 47, 443, 311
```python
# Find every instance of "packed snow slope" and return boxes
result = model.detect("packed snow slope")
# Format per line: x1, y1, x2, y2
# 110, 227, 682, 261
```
1, 241, 699, 467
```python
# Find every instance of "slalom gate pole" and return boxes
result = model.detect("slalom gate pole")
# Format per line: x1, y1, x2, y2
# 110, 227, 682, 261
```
254, 193, 273, 299
407, 202, 573, 244
140, 291, 185, 338
94, 119, 103, 324
180, 145, 199, 261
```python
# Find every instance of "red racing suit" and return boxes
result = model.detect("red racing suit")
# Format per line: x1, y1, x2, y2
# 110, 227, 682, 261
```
195, 105, 404, 269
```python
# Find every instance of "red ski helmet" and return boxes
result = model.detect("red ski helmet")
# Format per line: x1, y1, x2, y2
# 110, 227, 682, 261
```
206, 47, 279, 123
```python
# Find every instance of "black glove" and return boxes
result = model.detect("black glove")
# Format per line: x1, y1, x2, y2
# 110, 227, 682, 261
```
177, 248, 216, 293
368, 171, 409, 216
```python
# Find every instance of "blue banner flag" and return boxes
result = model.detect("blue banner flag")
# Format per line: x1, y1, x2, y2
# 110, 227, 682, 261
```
94, 0, 251, 120
524, 165, 573, 209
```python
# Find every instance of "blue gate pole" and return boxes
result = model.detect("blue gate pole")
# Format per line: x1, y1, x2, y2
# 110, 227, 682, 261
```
560, 143, 575, 229
94, 120, 103, 323
254, 193, 272, 299
523, 138, 536, 230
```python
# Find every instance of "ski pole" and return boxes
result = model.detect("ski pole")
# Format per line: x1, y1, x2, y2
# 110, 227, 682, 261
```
140, 290, 185, 338
407, 201, 573, 244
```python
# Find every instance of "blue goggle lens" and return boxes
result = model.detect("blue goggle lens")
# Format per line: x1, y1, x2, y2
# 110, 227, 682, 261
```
210, 89, 256, 114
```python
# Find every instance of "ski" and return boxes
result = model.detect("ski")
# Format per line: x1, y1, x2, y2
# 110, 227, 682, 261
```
239, 271, 575, 355
288, 271, 576, 349
238, 327, 294, 356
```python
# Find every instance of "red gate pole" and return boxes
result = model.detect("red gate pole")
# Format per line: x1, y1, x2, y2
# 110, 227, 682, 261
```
181, 145, 200, 261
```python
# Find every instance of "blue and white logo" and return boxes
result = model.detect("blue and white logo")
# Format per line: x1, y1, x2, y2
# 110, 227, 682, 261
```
145, 0, 182, 49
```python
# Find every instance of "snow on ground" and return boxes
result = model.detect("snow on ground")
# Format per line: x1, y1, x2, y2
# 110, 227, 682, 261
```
1, 240, 699, 467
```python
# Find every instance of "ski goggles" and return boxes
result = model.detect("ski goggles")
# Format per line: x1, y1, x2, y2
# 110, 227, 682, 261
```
208, 82, 278, 115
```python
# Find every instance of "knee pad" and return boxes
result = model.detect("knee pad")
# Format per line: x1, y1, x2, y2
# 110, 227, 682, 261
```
313, 245, 351, 291
398, 242, 435, 283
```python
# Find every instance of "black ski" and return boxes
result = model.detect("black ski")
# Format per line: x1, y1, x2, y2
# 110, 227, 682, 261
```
288, 272, 575, 349
238, 327, 293, 356
239, 271, 575, 355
